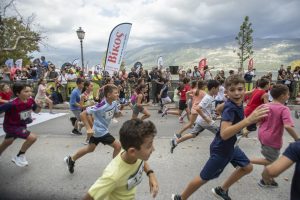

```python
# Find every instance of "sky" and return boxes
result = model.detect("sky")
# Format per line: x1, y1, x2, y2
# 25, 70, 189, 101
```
3, 0, 300, 66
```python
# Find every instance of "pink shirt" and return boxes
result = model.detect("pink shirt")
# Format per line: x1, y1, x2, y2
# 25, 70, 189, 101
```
191, 89, 206, 111
258, 103, 294, 149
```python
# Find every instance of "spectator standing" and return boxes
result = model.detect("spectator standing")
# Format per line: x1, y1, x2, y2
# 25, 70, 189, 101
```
244, 68, 256, 91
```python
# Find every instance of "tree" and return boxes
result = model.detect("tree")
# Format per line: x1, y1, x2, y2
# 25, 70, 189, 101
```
0, 0, 41, 65
235, 16, 254, 73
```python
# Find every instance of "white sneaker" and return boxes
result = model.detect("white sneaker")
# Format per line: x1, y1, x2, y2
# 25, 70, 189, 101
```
12, 155, 27, 167
18, 154, 29, 165
112, 118, 118, 123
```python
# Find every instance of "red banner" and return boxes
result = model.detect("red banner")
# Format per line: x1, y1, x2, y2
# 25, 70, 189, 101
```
248, 58, 254, 70
198, 58, 207, 78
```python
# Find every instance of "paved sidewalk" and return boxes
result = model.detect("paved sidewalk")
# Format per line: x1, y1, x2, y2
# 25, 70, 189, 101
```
0, 109, 298, 200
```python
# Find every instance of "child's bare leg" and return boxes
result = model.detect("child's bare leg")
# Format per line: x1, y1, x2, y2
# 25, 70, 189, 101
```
0, 138, 14, 155
71, 143, 97, 161
131, 113, 138, 119
181, 176, 207, 200
109, 140, 122, 158
176, 133, 195, 145
20, 133, 37, 153
221, 164, 253, 191
178, 114, 197, 135
250, 157, 271, 165
141, 109, 150, 120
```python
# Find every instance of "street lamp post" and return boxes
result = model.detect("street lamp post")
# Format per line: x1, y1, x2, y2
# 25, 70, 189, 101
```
76, 27, 85, 72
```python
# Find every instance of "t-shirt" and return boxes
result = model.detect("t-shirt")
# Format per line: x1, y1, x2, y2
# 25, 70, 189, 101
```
191, 89, 206, 111
160, 84, 168, 98
88, 152, 144, 200
86, 99, 119, 137
210, 99, 244, 156
180, 84, 191, 101
244, 89, 266, 117
35, 84, 47, 100
215, 85, 225, 101
0, 97, 38, 130
258, 103, 294, 149
69, 88, 81, 111
0, 91, 13, 105
282, 141, 300, 200
195, 94, 215, 126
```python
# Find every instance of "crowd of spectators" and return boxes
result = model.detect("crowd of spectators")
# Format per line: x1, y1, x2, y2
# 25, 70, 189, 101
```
1, 56, 300, 103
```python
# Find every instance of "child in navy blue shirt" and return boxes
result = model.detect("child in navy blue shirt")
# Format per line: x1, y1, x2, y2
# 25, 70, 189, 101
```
172, 74, 269, 200
262, 141, 300, 200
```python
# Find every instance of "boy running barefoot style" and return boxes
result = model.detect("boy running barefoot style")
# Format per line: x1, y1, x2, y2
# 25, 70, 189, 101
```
251, 84, 299, 187
0, 83, 42, 167
83, 119, 159, 200
171, 75, 269, 200
170, 80, 219, 153
64, 84, 122, 174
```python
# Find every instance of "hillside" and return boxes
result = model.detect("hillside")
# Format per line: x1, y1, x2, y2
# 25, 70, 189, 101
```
122, 37, 300, 71
54, 37, 300, 72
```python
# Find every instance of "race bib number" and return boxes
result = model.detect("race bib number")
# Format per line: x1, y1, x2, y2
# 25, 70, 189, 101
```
20, 110, 32, 120
127, 161, 144, 190
105, 109, 114, 120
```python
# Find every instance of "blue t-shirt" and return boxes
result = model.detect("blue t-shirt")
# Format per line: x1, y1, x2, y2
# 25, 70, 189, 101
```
161, 84, 168, 98
283, 141, 300, 200
210, 99, 244, 156
69, 88, 81, 111
86, 99, 119, 137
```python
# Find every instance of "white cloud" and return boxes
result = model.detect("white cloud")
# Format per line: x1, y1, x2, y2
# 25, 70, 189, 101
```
4, 0, 300, 65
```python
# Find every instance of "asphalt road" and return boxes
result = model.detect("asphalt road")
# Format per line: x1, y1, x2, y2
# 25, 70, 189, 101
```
0, 108, 298, 200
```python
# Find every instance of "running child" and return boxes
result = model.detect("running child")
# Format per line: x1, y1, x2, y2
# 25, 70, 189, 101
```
0, 83, 41, 167
174, 80, 206, 139
158, 78, 172, 113
64, 84, 122, 174
171, 74, 269, 200
131, 84, 150, 120
170, 80, 219, 153
79, 80, 96, 144
83, 119, 159, 200
250, 84, 299, 187
243, 78, 270, 136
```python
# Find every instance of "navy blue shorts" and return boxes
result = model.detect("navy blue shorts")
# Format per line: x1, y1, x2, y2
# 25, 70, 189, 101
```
200, 146, 250, 181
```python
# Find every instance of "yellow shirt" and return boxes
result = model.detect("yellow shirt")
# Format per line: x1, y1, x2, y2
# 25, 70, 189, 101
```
88, 152, 144, 200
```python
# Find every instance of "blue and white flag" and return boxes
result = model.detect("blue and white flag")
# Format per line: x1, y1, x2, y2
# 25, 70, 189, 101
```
15, 59, 23, 69
72, 58, 80, 66
5, 59, 14, 68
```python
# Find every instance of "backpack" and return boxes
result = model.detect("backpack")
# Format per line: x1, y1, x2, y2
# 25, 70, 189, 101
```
244, 72, 253, 82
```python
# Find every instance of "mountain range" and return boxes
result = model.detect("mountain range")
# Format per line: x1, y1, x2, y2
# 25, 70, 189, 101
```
49, 36, 300, 72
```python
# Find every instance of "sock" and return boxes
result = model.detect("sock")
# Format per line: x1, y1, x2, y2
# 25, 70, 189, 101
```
17, 151, 25, 157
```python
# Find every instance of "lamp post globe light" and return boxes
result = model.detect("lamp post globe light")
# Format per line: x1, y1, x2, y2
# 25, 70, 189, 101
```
76, 27, 85, 72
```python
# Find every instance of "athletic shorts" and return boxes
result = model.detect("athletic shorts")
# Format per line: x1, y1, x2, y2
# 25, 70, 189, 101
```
71, 110, 81, 121
200, 146, 250, 181
190, 123, 219, 136
132, 104, 144, 115
89, 133, 115, 146
261, 144, 280, 162
161, 97, 172, 105
4, 126, 30, 139
179, 100, 187, 111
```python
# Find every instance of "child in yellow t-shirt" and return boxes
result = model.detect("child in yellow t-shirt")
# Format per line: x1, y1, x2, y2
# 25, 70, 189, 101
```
83, 119, 159, 200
